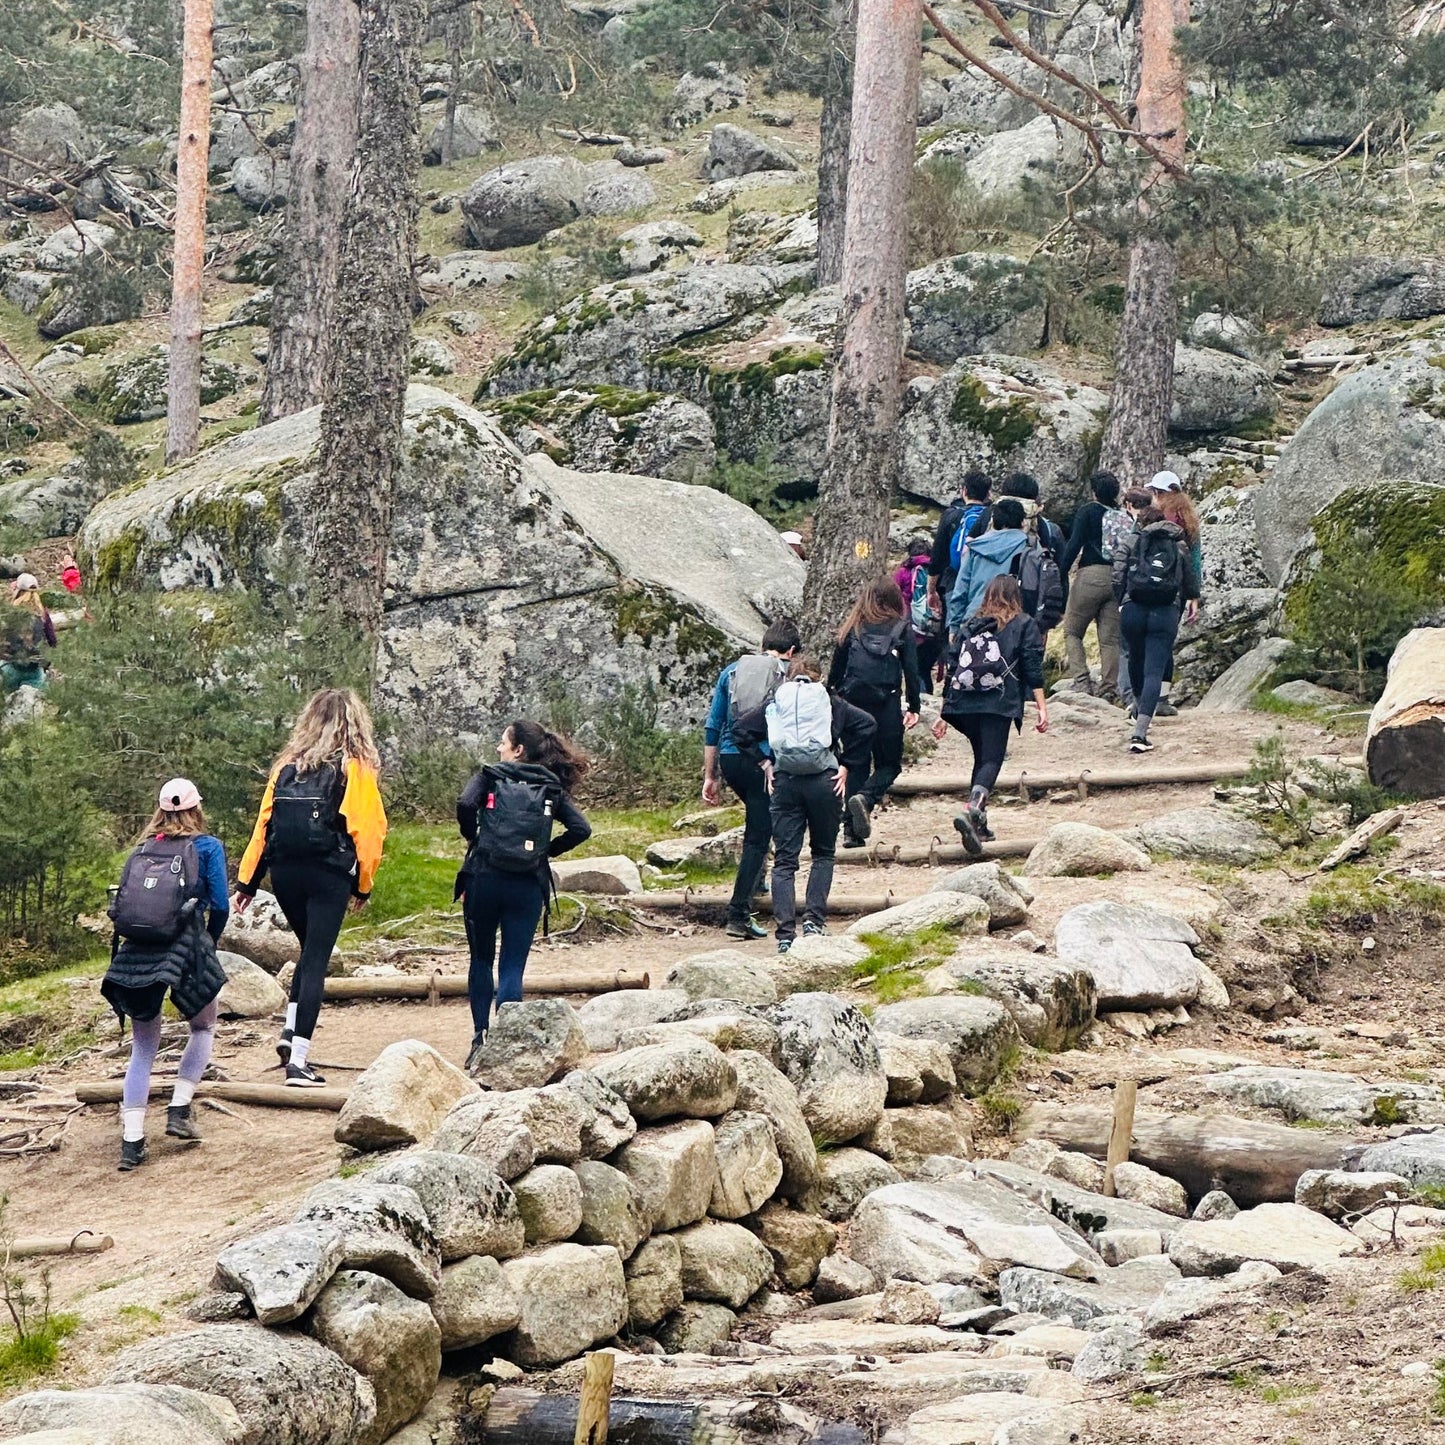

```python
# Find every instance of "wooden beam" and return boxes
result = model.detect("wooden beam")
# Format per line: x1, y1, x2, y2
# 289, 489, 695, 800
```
10, 1232, 113, 1260
629, 892, 896, 916
1101, 1079, 1137, 1198
833, 837, 1039, 866
890, 762, 1258, 797
573, 1352, 615, 1445
321, 969, 650, 1002
76, 1081, 347, 1111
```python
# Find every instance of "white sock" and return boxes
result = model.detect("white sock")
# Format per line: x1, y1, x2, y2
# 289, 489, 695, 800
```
122, 1108, 146, 1142
171, 1079, 196, 1108
290, 1036, 311, 1068
1160, 681, 1172, 698
284, 1003, 297, 1033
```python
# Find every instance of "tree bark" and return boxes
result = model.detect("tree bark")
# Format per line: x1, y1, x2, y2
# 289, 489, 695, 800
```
260, 0, 361, 423
164, 0, 214, 463
802, 0, 921, 657
1099, 0, 1189, 487
441, 2, 471, 167
311, 0, 423, 652
816, 0, 856, 289
1027, 0, 1054, 55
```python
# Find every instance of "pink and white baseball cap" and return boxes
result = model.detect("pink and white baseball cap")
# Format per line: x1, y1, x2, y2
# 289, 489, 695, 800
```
158, 778, 202, 812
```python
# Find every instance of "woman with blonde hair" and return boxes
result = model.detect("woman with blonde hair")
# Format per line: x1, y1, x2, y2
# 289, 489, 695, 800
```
236, 688, 387, 1086
102, 779, 230, 1169
1152, 479, 1204, 716
2, 573, 57, 693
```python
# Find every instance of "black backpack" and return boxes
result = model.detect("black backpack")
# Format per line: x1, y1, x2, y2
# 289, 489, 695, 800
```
1126, 529, 1185, 606
474, 765, 559, 873
0, 608, 43, 665
842, 620, 907, 702
268, 762, 349, 861
1011, 539, 1066, 630
109, 836, 199, 944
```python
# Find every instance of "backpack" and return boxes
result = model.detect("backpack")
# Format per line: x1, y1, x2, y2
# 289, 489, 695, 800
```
842, 620, 907, 701
1099, 506, 1132, 564
909, 564, 943, 638
942, 625, 1013, 714
948, 502, 991, 571
268, 762, 349, 861
1011, 539, 1066, 630
728, 653, 786, 725
766, 679, 836, 775
473, 765, 559, 873
1126, 529, 1185, 606
0, 608, 43, 665
109, 835, 199, 944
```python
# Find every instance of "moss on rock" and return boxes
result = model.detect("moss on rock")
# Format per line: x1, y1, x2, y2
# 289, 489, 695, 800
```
948, 373, 1040, 451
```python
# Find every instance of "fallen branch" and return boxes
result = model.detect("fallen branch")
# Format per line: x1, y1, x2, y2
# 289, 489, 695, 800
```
321, 967, 650, 1001
1319, 808, 1405, 872
0, 337, 90, 435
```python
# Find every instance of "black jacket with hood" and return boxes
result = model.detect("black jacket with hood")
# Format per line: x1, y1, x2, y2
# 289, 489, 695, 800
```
456, 762, 591, 888
1111, 520, 1202, 607
943, 610, 1046, 727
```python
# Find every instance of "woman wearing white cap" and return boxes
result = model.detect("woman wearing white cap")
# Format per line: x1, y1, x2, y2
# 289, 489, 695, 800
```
101, 780, 230, 1171
2, 573, 57, 693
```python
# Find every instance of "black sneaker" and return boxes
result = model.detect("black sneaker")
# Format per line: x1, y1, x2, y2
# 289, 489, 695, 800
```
1154, 699, 1179, 717
777, 939, 793, 954
284, 1062, 328, 1088
119, 1137, 147, 1172
802, 921, 828, 937
973, 807, 995, 843
465, 1030, 488, 1075
841, 831, 865, 849
276, 1030, 293, 1067
953, 812, 983, 857
725, 917, 768, 941
846, 796, 872, 843
1129, 736, 1155, 754
166, 1105, 201, 1141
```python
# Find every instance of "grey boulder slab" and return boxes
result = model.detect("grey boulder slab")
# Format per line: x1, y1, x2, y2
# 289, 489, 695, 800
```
766, 933, 870, 992
573, 1158, 651, 1258
800, 1147, 903, 1222
1202, 1065, 1438, 1126
1351, 1132, 1445, 1189
874, 996, 1017, 1093
710, 1109, 784, 1218
431, 1254, 523, 1351
927, 862, 1033, 928
1130, 806, 1277, 866
1143, 1260, 1281, 1336
548, 853, 643, 894
592, 1038, 739, 1121
747, 1201, 837, 1290
897, 1394, 1086, 1445
213, 1220, 346, 1325
845, 892, 991, 940
1167, 1202, 1363, 1276
1053, 901, 1201, 1009
657, 1301, 737, 1353
371, 1151, 524, 1262
215, 950, 286, 1019
431, 1082, 593, 1171
575, 987, 690, 1052
468, 1000, 588, 1090
674, 1218, 775, 1307
556, 1069, 638, 1157
307, 1270, 441, 1445
500, 1243, 629, 1366
334, 1039, 478, 1151
731, 1048, 818, 1196
0, 1384, 243, 1445
1023, 823, 1151, 878
701, 123, 800, 181
610, 1118, 718, 1231
928, 951, 1096, 1051
108, 1325, 376, 1445
295, 1181, 441, 1300
664, 950, 779, 1005
461, 155, 589, 249
767, 993, 887, 1147
513, 1164, 586, 1245
967, 1160, 1181, 1243
620, 1012, 780, 1063
998, 1256, 1181, 1326
1296, 1169, 1410, 1220
1111, 1162, 1188, 1219
625, 1234, 684, 1330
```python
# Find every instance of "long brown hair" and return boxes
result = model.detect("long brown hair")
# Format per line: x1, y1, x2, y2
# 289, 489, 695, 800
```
139, 803, 208, 840
979, 575, 1023, 626
276, 688, 381, 775
837, 576, 906, 643
1157, 489, 1200, 544
506, 720, 590, 794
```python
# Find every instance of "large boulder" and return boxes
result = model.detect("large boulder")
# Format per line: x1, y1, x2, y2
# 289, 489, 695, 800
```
499, 1243, 629, 1366
1352, 1133, 1445, 1190
82, 346, 246, 425
370, 1152, 524, 1262
1129, 807, 1276, 866
998, 1256, 1179, 1326
213, 1221, 346, 1325
905, 253, 1047, 365
1319, 256, 1445, 328
430, 1254, 523, 1351
573, 1159, 651, 1257
1252, 343, 1445, 584
79, 388, 802, 739
294, 1181, 441, 1300
335, 1040, 478, 1150
3, 102, 94, 172
307, 1271, 441, 1445
581, 164, 658, 217
421, 103, 500, 164
664, 950, 779, 1004
767, 994, 887, 1147
963, 115, 1086, 194
1202, 1067, 1438, 1127
468, 1000, 587, 1091
461, 156, 590, 248
873, 996, 1017, 1093
1053, 902, 1201, 1010
1168, 1203, 1363, 1276
1367, 627, 1445, 798
731, 1049, 818, 1197
108, 1326, 376, 1445
709, 1109, 784, 1218
844, 892, 990, 941
591, 1038, 738, 1120
215, 950, 286, 1019
217, 891, 296, 972
665, 66, 747, 130
1024, 823, 1152, 878
900, 356, 1109, 518
617, 219, 705, 274
674, 1219, 775, 1306
1169, 343, 1276, 435
610, 1118, 718, 1230
576, 988, 690, 1051
701, 124, 799, 181
0, 1383, 241, 1445
231, 153, 289, 209
625, 1234, 684, 1330
927, 951, 1096, 1051
35, 221, 119, 271
927, 862, 1033, 929
801, 1147, 902, 1221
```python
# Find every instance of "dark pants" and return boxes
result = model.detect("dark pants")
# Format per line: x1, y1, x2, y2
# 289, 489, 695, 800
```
1120, 601, 1181, 733
721, 751, 771, 925
463, 865, 547, 1036
770, 771, 841, 942
915, 632, 944, 696
845, 696, 905, 824
947, 713, 1013, 794
269, 862, 353, 1041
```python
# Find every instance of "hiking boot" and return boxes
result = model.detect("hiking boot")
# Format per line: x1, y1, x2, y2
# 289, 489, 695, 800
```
118, 1137, 147, 1172
276, 1029, 293, 1067
953, 812, 984, 857
165, 1104, 201, 1141
777, 939, 793, 954
972, 806, 995, 843
1067, 676, 1096, 695
802, 921, 828, 937
284, 1061, 328, 1088
846, 796, 872, 843
1129, 736, 1155, 754
841, 831, 865, 850
1154, 699, 1179, 717
465, 1031, 488, 1075
725, 916, 768, 941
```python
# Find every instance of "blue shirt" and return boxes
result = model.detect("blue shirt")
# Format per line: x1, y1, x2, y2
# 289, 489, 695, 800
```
191, 834, 231, 942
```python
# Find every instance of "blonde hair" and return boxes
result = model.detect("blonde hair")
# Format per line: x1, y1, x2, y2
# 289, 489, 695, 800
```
275, 688, 381, 775
140, 803, 207, 840
11, 589, 45, 620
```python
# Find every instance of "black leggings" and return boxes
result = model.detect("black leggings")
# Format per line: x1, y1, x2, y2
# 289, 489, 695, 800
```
947, 713, 1013, 795
269, 862, 353, 1041
845, 695, 905, 814
463, 865, 546, 1036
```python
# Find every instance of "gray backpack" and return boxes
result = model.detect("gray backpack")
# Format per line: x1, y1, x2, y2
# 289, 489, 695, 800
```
728, 653, 785, 724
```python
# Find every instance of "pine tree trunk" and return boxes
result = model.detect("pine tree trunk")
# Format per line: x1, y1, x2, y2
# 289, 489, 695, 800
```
164, 0, 214, 463
441, 3, 470, 167
816, 0, 855, 289
1099, 0, 1189, 487
802, 0, 921, 655
260, 0, 361, 424
311, 0, 422, 651
1027, 0, 1054, 55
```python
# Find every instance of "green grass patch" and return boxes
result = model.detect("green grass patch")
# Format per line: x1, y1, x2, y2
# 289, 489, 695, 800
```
1258, 1382, 1317, 1404
0, 1312, 79, 1388
1129, 1392, 1159, 1409
1303, 865, 1445, 932
850, 924, 958, 1005
1434, 1359, 1445, 1417
1400, 1241, 1445, 1293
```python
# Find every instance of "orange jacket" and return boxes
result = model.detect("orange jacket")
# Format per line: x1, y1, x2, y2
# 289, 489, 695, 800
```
237, 759, 387, 898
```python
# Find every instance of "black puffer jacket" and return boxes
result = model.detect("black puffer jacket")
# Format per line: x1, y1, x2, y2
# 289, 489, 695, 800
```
101, 914, 227, 1023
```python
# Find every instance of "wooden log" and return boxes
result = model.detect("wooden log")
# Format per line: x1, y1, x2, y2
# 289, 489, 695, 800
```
1319, 807, 1405, 871
573, 1352, 614, 1445
833, 837, 1039, 866
76, 1081, 348, 1111
10, 1232, 113, 1259
1366, 628, 1445, 797
1101, 1080, 1137, 1198
321, 969, 650, 1002
628, 892, 895, 916
1020, 1101, 1361, 1206
890, 762, 1256, 797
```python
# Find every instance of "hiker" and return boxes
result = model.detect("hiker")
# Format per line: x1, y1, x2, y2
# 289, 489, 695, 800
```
235, 688, 388, 1086
456, 721, 591, 1067
990, 474, 1068, 639
58, 551, 82, 595
1112, 502, 1201, 754
934, 575, 1048, 855
897, 534, 945, 694
827, 576, 921, 847
1112, 487, 1153, 710
946, 497, 1029, 634
780, 530, 807, 560
702, 619, 800, 940
1058, 470, 1128, 700
1153, 475, 1204, 717
733, 660, 875, 953
926, 471, 993, 624
1, 573, 57, 694
101, 779, 230, 1171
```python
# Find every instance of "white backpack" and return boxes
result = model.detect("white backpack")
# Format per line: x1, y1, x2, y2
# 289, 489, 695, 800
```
766, 679, 836, 775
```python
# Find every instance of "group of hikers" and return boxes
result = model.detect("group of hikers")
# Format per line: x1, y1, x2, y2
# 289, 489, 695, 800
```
0, 554, 83, 694
91, 464, 1204, 1171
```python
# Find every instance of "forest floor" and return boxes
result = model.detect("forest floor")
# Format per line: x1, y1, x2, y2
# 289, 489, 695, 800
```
3, 702, 1445, 1442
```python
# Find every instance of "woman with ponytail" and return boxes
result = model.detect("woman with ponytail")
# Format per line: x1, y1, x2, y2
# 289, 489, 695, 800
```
456, 720, 592, 1069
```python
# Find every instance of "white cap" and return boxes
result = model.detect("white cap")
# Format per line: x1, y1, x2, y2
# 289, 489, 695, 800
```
13, 573, 38, 591
1147, 471, 1183, 493
780, 531, 804, 545
158, 778, 202, 812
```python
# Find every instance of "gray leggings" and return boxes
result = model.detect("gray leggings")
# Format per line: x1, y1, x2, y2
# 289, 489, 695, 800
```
122, 999, 219, 1109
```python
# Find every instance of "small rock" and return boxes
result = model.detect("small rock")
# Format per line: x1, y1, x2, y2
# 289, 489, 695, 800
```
701, 123, 799, 181
573, 1158, 651, 1258
813, 1254, 877, 1303
927, 862, 1033, 928
556, 1069, 641, 1158
874, 996, 1017, 1092
513, 1164, 585, 1246
1023, 823, 1152, 877
732, 1049, 819, 1196
657, 1300, 736, 1353
877, 1278, 942, 1325
468, 1000, 587, 1090
747, 1201, 837, 1290
1143, 1260, 1281, 1335
1097, 1229, 1165, 1267
215, 950, 286, 1019
665, 950, 779, 1005
576, 988, 690, 1051
592, 1038, 738, 1121
213, 1221, 346, 1325
847, 892, 992, 940
801, 1147, 903, 1222
611, 1118, 718, 1231
1168, 1202, 1363, 1275
675, 1219, 775, 1307
1296, 1168, 1411, 1220
1193, 1190, 1239, 1222
549, 854, 643, 894
1111, 1161, 1189, 1219
710, 1110, 784, 1218
295, 1180, 441, 1300
878, 1036, 957, 1106
1071, 1321, 1146, 1384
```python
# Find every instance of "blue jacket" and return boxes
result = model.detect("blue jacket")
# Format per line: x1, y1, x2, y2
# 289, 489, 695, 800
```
948, 528, 1029, 631
191, 834, 231, 943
